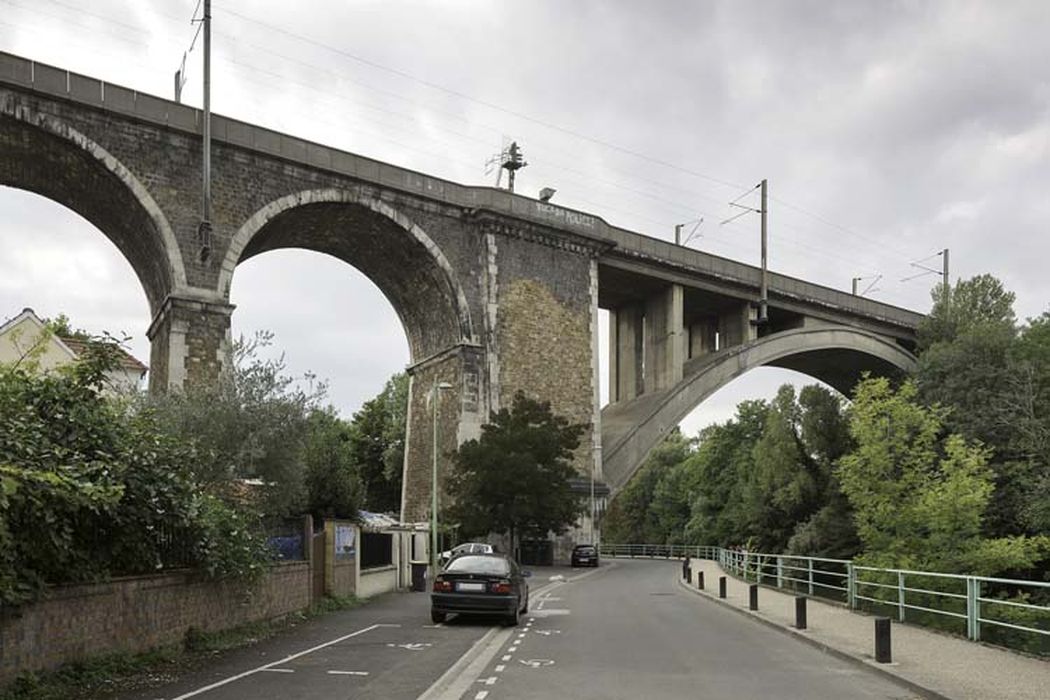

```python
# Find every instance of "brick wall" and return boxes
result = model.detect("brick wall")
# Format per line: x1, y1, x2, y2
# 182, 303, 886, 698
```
0, 562, 310, 685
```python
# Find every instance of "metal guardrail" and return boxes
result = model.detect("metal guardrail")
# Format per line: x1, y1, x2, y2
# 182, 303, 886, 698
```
599, 544, 1050, 652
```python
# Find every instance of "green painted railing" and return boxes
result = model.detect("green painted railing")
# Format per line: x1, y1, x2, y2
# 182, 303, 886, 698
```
599, 543, 1050, 654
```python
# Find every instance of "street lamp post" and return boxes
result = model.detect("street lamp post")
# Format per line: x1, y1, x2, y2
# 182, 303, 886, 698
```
430, 381, 453, 579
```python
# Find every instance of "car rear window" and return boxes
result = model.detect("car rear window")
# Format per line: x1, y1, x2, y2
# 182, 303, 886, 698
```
445, 555, 510, 575
576, 546, 596, 553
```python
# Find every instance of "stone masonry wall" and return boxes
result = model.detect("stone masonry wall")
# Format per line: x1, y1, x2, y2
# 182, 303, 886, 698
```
493, 229, 596, 476
400, 354, 463, 523
0, 562, 310, 685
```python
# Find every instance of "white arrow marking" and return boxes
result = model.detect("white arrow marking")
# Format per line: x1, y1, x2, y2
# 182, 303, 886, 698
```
519, 658, 555, 668
386, 643, 432, 651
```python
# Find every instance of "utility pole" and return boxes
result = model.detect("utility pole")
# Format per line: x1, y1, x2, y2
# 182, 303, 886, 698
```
942, 248, 950, 292
674, 223, 682, 246
501, 142, 526, 193
759, 178, 768, 323
852, 277, 860, 296
198, 0, 212, 262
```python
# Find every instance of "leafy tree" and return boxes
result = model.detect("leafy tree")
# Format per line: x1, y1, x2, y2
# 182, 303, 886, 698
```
347, 373, 408, 513
147, 332, 324, 518
917, 274, 1016, 351
0, 336, 269, 606
43, 312, 91, 340
445, 392, 585, 556
916, 276, 1048, 538
603, 430, 691, 544
303, 408, 363, 521
742, 385, 820, 550
837, 377, 1050, 575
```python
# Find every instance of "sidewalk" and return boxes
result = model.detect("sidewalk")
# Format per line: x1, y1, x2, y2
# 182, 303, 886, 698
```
681, 559, 1050, 700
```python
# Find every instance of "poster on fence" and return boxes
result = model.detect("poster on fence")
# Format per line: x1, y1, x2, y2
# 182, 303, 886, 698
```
335, 525, 356, 558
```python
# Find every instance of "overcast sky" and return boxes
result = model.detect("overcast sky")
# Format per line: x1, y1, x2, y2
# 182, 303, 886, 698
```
2, 0, 1048, 435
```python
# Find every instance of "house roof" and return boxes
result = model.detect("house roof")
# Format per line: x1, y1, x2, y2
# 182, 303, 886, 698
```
60, 336, 148, 373
1, 307, 148, 375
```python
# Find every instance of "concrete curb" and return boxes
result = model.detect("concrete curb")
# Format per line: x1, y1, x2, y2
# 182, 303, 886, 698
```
675, 574, 953, 700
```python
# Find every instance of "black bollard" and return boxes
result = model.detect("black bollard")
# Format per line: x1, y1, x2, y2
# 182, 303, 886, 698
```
874, 617, 892, 663
795, 596, 807, 629
749, 584, 759, 611
719, 576, 727, 598
684, 565, 692, 583
698, 571, 705, 590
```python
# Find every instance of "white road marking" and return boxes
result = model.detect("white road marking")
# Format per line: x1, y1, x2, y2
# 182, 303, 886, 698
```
484, 677, 498, 685
501, 654, 512, 661
170, 624, 383, 699
260, 668, 294, 673
327, 670, 370, 676
474, 692, 489, 700
528, 608, 570, 616
519, 659, 555, 668
416, 627, 512, 700
534, 630, 561, 636
387, 642, 433, 651
416, 577, 568, 700
495, 664, 506, 672
516, 633, 526, 639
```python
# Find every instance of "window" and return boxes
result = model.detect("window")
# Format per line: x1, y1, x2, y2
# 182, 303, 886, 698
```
360, 532, 393, 569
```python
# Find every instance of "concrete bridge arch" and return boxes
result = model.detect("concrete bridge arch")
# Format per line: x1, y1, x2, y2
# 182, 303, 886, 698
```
600, 326, 918, 493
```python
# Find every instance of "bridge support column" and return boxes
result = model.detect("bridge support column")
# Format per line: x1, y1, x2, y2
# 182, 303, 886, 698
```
609, 304, 644, 402
643, 284, 684, 393
400, 344, 484, 524
687, 317, 718, 359
718, 303, 758, 349
146, 293, 234, 393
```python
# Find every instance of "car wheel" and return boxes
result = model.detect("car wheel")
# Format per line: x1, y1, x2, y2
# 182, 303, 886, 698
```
505, 602, 520, 627
522, 593, 529, 614
431, 609, 446, 624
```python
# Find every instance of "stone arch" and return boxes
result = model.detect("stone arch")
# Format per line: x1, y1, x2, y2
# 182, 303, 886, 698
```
219, 189, 475, 361
601, 326, 917, 492
0, 103, 187, 312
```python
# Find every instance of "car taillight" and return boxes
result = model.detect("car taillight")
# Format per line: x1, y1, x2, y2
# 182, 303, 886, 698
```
490, 580, 512, 594
433, 578, 453, 592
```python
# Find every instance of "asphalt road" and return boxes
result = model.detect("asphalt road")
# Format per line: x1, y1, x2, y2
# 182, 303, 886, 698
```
119, 566, 579, 700
125, 560, 922, 700
453, 559, 922, 700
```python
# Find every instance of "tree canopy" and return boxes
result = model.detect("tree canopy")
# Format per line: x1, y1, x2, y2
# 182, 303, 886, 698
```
446, 392, 585, 554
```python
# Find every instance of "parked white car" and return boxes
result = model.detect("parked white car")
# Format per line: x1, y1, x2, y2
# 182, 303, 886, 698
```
439, 542, 494, 567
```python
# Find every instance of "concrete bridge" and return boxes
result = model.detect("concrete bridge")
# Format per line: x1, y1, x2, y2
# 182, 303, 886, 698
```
0, 52, 921, 529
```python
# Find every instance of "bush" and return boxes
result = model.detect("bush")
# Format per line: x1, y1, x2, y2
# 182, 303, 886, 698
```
0, 337, 271, 606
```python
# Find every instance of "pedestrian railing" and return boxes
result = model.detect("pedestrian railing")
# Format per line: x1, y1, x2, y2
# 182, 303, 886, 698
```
600, 543, 1050, 655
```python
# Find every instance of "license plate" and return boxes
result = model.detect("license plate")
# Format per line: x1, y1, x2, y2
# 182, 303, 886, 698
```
456, 582, 485, 592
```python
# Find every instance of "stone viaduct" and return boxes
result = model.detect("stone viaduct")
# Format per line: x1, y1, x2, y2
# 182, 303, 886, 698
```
0, 53, 923, 533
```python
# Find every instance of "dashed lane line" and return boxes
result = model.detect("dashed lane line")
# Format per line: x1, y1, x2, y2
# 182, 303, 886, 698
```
415, 566, 615, 700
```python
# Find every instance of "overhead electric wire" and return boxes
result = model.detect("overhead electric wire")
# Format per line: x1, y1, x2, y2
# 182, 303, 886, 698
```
2, 0, 939, 309
214, 5, 750, 194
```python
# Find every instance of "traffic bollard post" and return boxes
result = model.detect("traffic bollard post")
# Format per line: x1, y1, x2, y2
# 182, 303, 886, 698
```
875, 617, 892, 663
